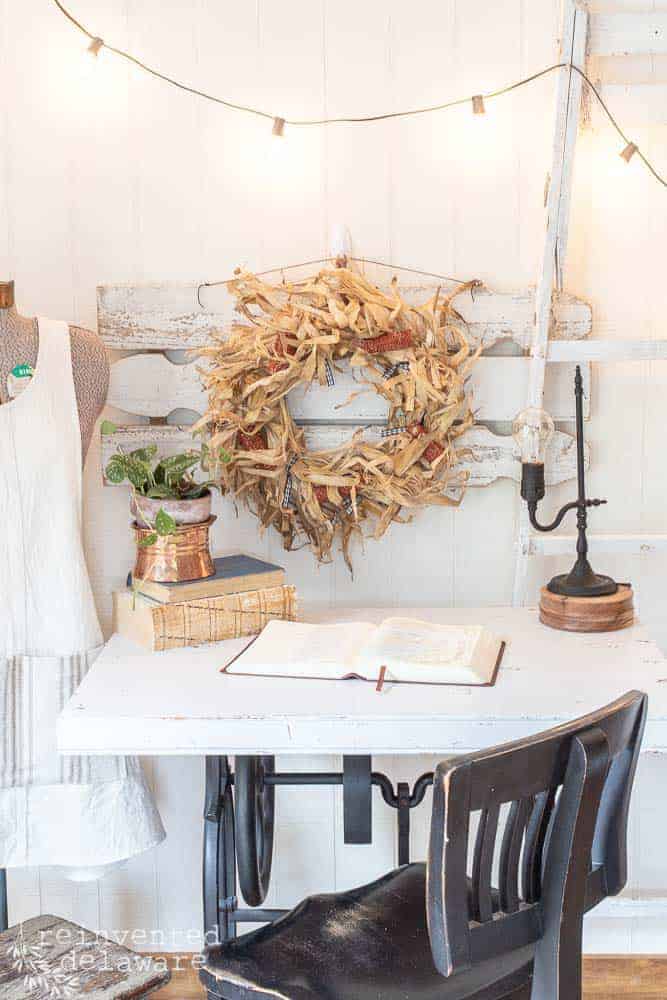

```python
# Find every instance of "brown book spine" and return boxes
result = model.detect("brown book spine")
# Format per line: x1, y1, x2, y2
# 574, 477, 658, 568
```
150, 585, 298, 652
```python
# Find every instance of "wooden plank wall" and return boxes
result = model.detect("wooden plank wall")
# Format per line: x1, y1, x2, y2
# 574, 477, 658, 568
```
1, 0, 666, 957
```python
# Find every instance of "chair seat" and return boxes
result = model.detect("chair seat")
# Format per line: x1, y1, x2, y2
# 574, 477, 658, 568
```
202, 864, 534, 1000
0, 915, 171, 999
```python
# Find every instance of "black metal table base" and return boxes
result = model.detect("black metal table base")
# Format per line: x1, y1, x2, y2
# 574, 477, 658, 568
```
203, 755, 434, 945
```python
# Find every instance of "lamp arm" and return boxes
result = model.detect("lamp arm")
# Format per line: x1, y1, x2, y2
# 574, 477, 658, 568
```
527, 498, 607, 533
527, 500, 579, 533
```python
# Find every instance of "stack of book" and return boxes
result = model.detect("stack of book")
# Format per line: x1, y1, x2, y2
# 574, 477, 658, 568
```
113, 554, 297, 653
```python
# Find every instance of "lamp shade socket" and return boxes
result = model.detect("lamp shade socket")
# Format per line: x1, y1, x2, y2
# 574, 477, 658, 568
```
520, 462, 546, 504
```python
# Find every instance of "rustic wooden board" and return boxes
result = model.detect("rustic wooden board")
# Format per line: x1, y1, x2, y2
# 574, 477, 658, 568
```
514, 2, 588, 608
101, 423, 584, 489
108, 353, 591, 422
0, 914, 170, 998
97, 282, 592, 351
548, 339, 667, 362
589, 13, 667, 57
530, 533, 667, 556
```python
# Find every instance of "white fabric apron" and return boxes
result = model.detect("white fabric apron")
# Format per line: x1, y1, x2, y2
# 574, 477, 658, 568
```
0, 318, 165, 869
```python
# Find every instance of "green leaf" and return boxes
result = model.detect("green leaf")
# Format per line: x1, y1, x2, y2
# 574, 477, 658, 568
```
105, 456, 127, 484
155, 508, 177, 537
100, 419, 118, 436
137, 532, 158, 548
125, 457, 152, 493
129, 444, 158, 463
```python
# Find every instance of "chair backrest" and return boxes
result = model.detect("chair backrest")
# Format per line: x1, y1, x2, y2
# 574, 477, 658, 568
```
426, 690, 647, 998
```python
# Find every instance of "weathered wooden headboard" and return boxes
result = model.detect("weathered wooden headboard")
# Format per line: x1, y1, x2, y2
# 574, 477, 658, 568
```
98, 279, 591, 492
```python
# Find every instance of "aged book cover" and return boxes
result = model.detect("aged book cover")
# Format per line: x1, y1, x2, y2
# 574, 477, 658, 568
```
131, 553, 285, 604
113, 585, 298, 653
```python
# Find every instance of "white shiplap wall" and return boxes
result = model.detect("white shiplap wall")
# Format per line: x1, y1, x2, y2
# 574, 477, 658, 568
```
1, 0, 666, 954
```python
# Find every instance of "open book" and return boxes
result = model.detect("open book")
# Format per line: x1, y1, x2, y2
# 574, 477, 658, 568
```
223, 618, 504, 687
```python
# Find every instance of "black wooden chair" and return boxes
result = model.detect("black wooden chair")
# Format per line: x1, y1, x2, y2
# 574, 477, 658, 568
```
201, 690, 647, 1000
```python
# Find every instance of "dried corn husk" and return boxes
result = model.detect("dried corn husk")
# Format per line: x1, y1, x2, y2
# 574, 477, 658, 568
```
199, 267, 480, 571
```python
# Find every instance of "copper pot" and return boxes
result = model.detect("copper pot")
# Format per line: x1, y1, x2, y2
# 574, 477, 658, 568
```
133, 516, 217, 583
130, 491, 212, 529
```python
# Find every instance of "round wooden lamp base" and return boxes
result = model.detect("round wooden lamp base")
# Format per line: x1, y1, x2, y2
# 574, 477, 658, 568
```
539, 584, 634, 633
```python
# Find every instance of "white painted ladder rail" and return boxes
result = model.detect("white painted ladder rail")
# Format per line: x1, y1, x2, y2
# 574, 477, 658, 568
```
512, 0, 589, 608
512, 2, 667, 606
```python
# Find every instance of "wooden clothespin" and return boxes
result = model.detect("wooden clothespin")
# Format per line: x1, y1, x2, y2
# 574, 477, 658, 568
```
376, 665, 387, 693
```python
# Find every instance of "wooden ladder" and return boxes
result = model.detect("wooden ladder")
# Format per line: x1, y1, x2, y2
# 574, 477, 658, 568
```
512, 0, 667, 606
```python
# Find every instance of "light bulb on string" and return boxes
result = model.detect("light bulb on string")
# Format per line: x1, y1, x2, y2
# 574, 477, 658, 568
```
79, 35, 105, 82
620, 141, 638, 164
87, 36, 104, 58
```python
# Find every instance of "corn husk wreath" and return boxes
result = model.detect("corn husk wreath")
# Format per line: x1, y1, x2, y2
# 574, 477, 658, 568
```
198, 267, 480, 572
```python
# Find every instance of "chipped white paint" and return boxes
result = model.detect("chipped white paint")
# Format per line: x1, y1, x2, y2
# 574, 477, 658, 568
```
97, 283, 231, 351
514, 1, 588, 608
107, 352, 591, 422
547, 339, 667, 362
58, 605, 667, 757
101, 424, 586, 490
458, 426, 585, 488
97, 281, 592, 352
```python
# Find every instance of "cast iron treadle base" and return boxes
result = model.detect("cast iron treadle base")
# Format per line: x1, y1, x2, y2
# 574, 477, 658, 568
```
203, 755, 435, 944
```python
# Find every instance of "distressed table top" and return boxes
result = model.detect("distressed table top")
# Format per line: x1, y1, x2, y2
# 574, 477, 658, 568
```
57, 606, 667, 756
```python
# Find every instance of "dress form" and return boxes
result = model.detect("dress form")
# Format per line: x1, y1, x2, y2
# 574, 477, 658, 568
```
0, 280, 109, 459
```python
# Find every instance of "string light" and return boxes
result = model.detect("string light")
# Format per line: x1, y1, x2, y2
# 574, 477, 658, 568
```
620, 141, 638, 163
52, 0, 666, 188
87, 36, 104, 57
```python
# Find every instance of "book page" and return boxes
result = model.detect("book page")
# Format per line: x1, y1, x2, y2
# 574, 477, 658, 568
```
225, 619, 376, 679
353, 617, 500, 685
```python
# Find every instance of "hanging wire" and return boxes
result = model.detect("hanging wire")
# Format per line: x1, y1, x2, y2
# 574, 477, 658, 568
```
53, 0, 666, 187
196, 258, 476, 309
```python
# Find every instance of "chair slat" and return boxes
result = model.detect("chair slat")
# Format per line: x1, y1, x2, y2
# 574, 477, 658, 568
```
499, 797, 531, 913
521, 788, 557, 903
471, 804, 500, 923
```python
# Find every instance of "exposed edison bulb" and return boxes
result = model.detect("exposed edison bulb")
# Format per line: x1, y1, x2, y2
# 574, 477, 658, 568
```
512, 407, 554, 465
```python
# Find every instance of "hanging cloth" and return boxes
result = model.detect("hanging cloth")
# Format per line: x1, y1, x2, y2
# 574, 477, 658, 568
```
0, 318, 164, 869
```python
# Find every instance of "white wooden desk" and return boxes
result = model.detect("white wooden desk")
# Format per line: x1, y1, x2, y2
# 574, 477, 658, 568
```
58, 606, 667, 756
57, 606, 667, 942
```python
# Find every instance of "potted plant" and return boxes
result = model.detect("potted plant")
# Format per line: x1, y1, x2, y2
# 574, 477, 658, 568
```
103, 427, 228, 582
105, 444, 217, 536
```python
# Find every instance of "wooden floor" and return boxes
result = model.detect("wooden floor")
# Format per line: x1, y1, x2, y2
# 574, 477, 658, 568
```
151, 957, 667, 999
